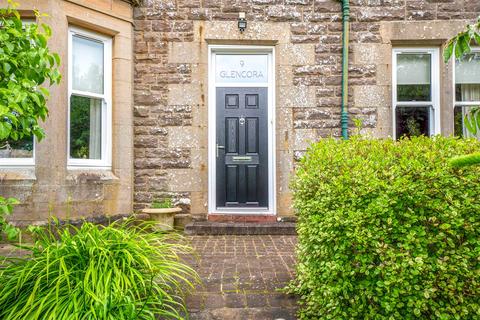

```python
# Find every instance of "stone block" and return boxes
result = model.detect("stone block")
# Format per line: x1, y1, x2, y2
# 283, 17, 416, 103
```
167, 84, 203, 106
196, 21, 291, 44
277, 65, 294, 86
277, 43, 316, 65
266, 5, 302, 22
190, 191, 208, 214
277, 85, 316, 108
375, 64, 391, 86
353, 85, 389, 108
167, 126, 206, 149
357, 7, 405, 22
168, 42, 206, 64
167, 169, 205, 192
276, 150, 294, 193
276, 108, 293, 151
381, 20, 466, 42
190, 147, 208, 170
112, 35, 133, 61
277, 193, 294, 216
293, 128, 318, 150
353, 43, 390, 65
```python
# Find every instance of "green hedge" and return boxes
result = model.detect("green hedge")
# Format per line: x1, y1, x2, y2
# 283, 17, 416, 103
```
288, 136, 480, 319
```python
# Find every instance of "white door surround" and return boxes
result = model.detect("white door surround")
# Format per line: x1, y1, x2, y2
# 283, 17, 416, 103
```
207, 45, 276, 215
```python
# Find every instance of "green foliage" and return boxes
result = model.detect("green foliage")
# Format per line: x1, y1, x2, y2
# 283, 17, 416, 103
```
0, 219, 199, 319
0, 1, 61, 142
288, 136, 480, 319
449, 152, 480, 168
69, 95, 92, 158
462, 106, 480, 136
0, 197, 19, 241
444, 17, 480, 63
444, 18, 480, 165
152, 198, 173, 209
0, 1, 61, 241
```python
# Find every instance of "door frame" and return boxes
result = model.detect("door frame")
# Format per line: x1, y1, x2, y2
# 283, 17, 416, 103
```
207, 45, 276, 215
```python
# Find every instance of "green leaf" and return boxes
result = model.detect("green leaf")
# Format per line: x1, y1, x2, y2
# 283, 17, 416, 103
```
3, 62, 11, 73
4, 224, 19, 240
0, 105, 9, 116
474, 33, 480, 46
52, 52, 60, 65
439, 223, 451, 230
0, 121, 12, 139
464, 113, 477, 135
36, 34, 47, 48
443, 43, 454, 63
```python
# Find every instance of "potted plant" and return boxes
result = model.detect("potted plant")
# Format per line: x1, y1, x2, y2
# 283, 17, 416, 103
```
142, 198, 181, 231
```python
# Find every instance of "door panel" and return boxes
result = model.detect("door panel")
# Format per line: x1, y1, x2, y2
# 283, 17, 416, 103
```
226, 118, 239, 153
245, 118, 259, 154
216, 87, 268, 208
226, 165, 239, 204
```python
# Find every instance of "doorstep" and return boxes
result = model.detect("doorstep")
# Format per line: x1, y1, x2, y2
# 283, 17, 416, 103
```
184, 221, 296, 235
208, 214, 277, 223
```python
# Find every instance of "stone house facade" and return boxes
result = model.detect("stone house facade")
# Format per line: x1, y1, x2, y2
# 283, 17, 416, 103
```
132, 0, 480, 221
0, 0, 135, 225
1, 0, 479, 224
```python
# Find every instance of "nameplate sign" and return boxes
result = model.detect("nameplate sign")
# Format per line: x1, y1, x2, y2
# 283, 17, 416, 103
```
215, 54, 268, 84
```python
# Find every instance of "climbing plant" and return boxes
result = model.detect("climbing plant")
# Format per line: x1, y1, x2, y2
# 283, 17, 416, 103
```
444, 17, 480, 168
0, 1, 61, 239
444, 17, 480, 62
444, 17, 480, 135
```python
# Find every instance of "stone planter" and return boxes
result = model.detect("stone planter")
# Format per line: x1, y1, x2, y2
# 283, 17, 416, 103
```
142, 207, 182, 231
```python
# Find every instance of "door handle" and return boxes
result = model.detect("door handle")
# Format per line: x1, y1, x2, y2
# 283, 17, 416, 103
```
216, 144, 225, 157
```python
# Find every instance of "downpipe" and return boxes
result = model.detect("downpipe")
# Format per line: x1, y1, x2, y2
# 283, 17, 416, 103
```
340, 0, 350, 139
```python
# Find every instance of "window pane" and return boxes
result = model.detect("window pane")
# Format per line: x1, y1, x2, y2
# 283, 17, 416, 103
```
455, 52, 480, 101
0, 136, 33, 158
70, 95, 102, 160
72, 35, 104, 94
454, 106, 480, 139
396, 106, 430, 138
215, 54, 268, 84
397, 53, 431, 101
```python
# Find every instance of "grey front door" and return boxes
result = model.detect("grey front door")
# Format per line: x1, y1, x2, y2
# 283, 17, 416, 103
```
216, 87, 268, 208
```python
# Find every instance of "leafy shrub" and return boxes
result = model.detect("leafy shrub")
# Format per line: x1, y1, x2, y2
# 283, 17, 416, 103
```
0, 197, 19, 241
0, 2, 61, 142
450, 152, 480, 168
152, 198, 173, 209
288, 136, 480, 319
0, 1, 60, 242
0, 219, 199, 319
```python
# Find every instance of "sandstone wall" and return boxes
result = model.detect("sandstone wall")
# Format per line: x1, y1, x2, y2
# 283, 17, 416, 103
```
133, 0, 479, 218
0, 0, 134, 225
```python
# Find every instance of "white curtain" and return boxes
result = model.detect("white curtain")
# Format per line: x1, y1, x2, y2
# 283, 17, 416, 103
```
461, 84, 480, 101
461, 84, 480, 138
89, 99, 102, 159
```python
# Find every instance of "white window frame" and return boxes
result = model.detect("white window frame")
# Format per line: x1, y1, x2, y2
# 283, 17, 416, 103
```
67, 27, 112, 169
0, 19, 38, 167
392, 48, 441, 139
453, 47, 480, 137
0, 140, 35, 167
207, 45, 276, 215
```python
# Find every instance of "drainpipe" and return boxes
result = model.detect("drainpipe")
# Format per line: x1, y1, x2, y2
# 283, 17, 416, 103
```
340, 0, 350, 139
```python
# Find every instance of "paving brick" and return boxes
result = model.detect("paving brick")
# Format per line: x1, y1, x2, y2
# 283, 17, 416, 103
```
185, 235, 298, 318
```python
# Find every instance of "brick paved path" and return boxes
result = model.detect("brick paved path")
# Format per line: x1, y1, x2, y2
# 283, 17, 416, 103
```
185, 235, 298, 320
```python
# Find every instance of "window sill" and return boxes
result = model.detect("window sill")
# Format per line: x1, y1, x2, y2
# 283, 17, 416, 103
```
0, 167, 36, 181
66, 168, 119, 183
